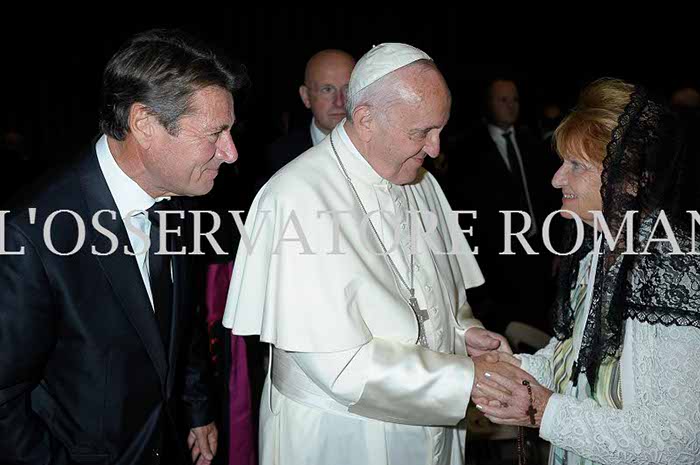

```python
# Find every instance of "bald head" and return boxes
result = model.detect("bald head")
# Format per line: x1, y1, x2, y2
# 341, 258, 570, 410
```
299, 49, 355, 134
304, 50, 355, 85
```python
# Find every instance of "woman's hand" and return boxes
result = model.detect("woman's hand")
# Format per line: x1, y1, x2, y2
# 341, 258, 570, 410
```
472, 364, 552, 428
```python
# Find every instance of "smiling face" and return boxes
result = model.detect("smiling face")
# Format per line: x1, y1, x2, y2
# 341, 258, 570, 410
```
548, 79, 638, 226
363, 66, 451, 185
551, 153, 603, 226
143, 85, 238, 197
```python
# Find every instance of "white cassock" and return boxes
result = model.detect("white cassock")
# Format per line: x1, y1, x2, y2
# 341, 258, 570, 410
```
223, 121, 485, 465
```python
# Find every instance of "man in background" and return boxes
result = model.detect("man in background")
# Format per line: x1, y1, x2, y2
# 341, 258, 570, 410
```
256, 49, 355, 188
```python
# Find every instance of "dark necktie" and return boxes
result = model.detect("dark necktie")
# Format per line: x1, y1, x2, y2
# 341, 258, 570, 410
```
147, 201, 173, 352
502, 131, 529, 212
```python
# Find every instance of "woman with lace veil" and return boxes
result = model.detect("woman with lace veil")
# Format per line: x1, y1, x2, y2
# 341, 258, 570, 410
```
472, 78, 700, 464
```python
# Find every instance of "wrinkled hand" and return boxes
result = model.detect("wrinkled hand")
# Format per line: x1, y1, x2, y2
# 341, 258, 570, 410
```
472, 364, 553, 428
489, 350, 522, 368
465, 327, 512, 357
188, 422, 218, 465
471, 352, 523, 393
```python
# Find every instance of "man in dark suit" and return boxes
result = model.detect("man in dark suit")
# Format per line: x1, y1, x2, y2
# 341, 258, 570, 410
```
0, 30, 245, 465
256, 49, 355, 189
448, 79, 556, 334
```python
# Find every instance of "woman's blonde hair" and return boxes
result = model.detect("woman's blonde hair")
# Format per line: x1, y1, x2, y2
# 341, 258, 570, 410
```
553, 78, 636, 165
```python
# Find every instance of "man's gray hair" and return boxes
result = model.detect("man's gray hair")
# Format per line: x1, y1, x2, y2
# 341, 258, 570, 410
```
345, 59, 435, 122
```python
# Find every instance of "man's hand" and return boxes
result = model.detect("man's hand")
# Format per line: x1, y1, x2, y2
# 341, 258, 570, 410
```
188, 422, 218, 465
465, 327, 512, 357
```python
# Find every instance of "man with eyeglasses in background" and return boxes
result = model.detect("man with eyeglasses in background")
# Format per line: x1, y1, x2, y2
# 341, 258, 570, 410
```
256, 49, 355, 189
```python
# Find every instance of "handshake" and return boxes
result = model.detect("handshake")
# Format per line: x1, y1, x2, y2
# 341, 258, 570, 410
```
464, 328, 553, 429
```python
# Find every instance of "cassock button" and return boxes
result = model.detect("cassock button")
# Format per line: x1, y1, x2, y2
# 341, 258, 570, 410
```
400, 223, 407, 230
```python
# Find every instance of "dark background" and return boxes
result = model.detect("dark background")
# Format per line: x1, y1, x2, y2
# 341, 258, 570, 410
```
1, 9, 696, 464
2, 9, 697, 210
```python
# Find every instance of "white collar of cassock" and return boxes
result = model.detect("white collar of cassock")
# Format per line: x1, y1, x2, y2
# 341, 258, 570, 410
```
335, 119, 394, 190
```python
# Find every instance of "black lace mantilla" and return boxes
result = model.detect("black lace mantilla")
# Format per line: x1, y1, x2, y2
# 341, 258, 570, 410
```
551, 86, 700, 386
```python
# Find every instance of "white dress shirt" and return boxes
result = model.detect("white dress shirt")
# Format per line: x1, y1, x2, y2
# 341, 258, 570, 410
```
95, 134, 169, 309
310, 118, 327, 146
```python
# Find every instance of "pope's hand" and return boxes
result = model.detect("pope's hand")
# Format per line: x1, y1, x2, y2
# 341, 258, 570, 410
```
465, 327, 512, 357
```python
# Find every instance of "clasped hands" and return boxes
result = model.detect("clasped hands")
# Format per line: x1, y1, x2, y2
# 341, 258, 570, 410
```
464, 328, 553, 428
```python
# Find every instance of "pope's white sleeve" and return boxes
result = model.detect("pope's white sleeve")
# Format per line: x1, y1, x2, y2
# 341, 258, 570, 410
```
453, 300, 484, 356
290, 338, 474, 426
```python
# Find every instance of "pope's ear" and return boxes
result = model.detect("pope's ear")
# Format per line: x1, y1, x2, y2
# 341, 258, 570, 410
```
351, 105, 374, 142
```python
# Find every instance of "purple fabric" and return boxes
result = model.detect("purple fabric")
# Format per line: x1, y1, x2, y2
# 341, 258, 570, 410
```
206, 262, 256, 465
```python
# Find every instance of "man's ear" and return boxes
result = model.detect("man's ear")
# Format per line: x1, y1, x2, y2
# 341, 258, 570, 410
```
129, 103, 156, 148
351, 105, 374, 143
299, 85, 311, 109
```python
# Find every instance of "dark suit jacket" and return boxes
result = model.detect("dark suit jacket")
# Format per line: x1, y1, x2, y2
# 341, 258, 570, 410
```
254, 126, 313, 191
447, 123, 557, 332
0, 144, 213, 465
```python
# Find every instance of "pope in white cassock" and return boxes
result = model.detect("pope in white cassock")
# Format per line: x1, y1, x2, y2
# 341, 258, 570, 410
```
223, 43, 511, 465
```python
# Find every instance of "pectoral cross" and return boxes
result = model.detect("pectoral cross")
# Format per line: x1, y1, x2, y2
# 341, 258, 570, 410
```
409, 294, 430, 347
